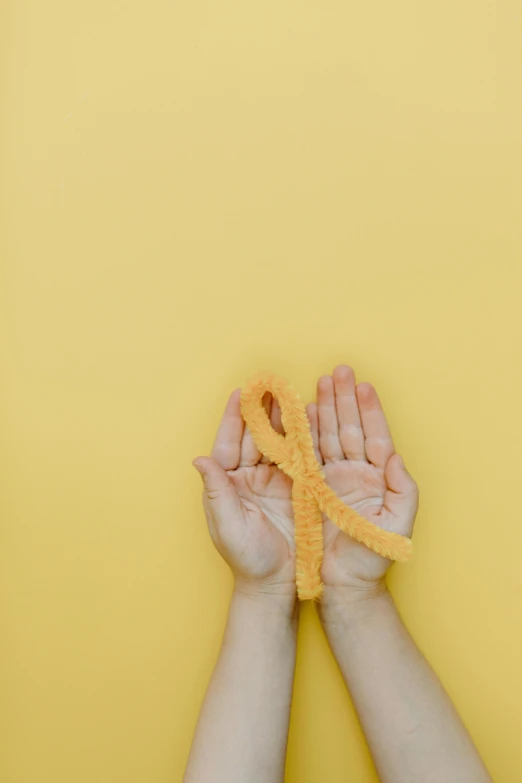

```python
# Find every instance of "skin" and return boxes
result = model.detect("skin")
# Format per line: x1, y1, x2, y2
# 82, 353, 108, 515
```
310, 366, 493, 783
183, 390, 298, 783
183, 365, 493, 783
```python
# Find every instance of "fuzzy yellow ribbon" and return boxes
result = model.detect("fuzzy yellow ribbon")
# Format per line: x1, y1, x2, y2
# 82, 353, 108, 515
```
240, 374, 413, 601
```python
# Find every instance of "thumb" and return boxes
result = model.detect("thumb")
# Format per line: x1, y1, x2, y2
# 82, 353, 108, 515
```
385, 453, 417, 495
383, 453, 419, 530
192, 456, 243, 521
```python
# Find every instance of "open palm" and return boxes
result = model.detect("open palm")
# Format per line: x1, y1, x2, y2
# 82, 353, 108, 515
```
193, 389, 295, 589
306, 366, 418, 588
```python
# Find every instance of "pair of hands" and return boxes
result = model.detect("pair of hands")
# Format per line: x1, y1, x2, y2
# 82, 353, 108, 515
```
193, 365, 419, 613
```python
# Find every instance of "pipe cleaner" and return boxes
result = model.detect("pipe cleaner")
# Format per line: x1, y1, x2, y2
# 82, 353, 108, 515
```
240, 374, 413, 601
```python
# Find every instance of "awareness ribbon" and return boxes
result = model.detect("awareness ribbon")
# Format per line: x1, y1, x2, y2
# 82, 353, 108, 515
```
240, 374, 413, 601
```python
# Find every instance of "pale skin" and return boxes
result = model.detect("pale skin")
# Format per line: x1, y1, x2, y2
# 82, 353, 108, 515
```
183, 364, 493, 783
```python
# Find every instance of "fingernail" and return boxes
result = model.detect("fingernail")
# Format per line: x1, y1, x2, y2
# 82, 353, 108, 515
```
397, 455, 404, 468
192, 460, 203, 474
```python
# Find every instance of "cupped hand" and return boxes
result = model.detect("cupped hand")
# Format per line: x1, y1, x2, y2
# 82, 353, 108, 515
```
306, 365, 419, 596
193, 389, 295, 600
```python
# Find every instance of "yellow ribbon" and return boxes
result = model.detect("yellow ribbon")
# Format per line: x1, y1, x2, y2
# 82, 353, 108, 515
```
240, 374, 413, 601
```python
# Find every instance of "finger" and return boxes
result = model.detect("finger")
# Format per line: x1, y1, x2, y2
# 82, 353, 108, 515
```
211, 389, 245, 470
317, 375, 344, 462
270, 396, 284, 434
240, 392, 271, 467
260, 395, 284, 463
193, 456, 244, 525
382, 454, 419, 536
332, 364, 366, 461
356, 382, 395, 468
306, 402, 323, 465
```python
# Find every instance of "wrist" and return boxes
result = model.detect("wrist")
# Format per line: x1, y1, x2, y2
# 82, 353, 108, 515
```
232, 578, 298, 622
317, 579, 391, 628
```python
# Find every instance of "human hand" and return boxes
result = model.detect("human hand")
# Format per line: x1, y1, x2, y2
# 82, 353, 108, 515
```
306, 365, 419, 603
193, 388, 296, 608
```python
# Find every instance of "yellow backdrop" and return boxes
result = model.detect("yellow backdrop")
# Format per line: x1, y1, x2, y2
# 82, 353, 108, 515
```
2, 2, 521, 781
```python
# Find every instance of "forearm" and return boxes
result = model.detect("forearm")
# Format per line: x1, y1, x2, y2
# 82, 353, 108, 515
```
184, 587, 298, 783
318, 587, 492, 783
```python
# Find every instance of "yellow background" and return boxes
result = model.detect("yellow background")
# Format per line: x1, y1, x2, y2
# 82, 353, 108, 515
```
2, 2, 521, 781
